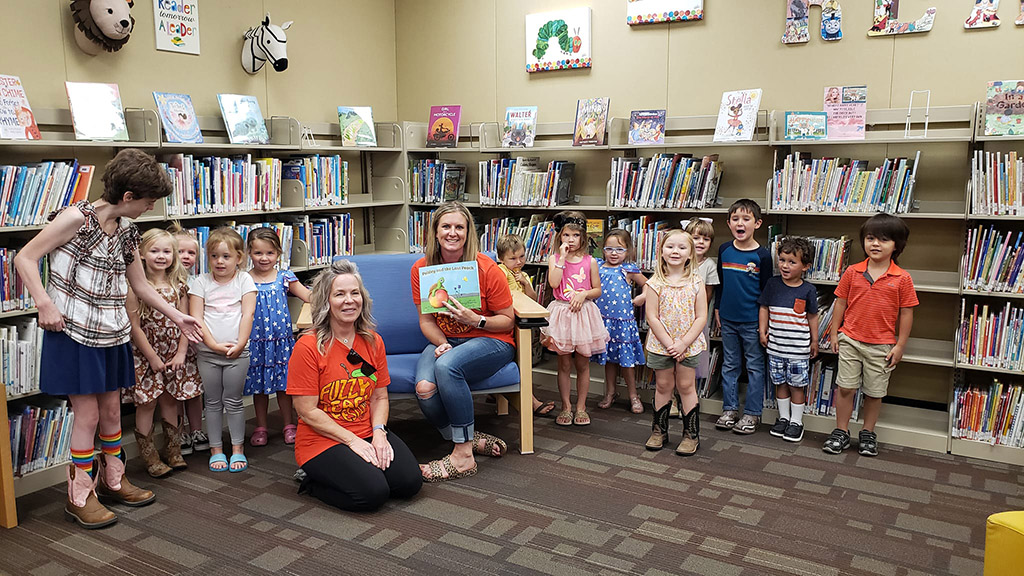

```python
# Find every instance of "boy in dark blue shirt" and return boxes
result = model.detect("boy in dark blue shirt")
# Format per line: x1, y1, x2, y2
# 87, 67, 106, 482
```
715, 199, 773, 434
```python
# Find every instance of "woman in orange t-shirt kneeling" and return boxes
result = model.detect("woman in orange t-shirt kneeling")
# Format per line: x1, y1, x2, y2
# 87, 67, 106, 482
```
287, 260, 421, 512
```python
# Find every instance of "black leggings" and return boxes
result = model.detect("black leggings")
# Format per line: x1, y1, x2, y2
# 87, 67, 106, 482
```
300, 432, 422, 512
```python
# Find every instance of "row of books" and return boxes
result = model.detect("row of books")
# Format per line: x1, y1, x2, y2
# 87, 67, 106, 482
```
0, 248, 36, 313
804, 360, 863, 420
409, 159, 466, 204
952, 380, 1024, 447
283, 155, 349, 207
290, 214, 354, 266
479, 217, 532, 254
770, 235, 851, 282
478, 158, 574, 207
0, 160, 93, 227
184, 223, 295, 275
408, 210, 433, 253
1, 318, 40, 398
969, 150, 1024, 216
770, 151, 920, 214
612, 215, 669, 271
8, 399, 74, 477
957, 300, 1024, 371
609, 154, 723, 210
962, 225, 1024, 294
817, 297, 837, 350
158, 154, 282, 216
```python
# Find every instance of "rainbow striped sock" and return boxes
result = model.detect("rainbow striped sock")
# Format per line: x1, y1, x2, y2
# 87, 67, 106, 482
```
70, 449, 95, 477
99, 431, 123, 460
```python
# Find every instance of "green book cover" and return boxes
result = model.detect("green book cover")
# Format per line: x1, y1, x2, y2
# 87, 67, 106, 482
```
419, 261, 481, 313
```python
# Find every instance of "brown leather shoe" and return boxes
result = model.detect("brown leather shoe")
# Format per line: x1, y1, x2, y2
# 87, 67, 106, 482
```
135, 428, 171, 478
160, 419, 188, 471
65, 464, 116, 529
96, 454, 156, 507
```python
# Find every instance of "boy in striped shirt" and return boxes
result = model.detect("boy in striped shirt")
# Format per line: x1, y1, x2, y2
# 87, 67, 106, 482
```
758, 237, 819, 442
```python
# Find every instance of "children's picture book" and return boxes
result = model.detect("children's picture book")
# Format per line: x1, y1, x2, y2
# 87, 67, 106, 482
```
628, 109, 666, 145
502, 106, 538, 147
525, 7, 592, 72
418, 261, 481, 313
785, 111, 828, 140
337, 106, 377, 147
985, 80, 1024, 137
153, 91, 202, 144
216, 94, 269, 145
587, 218, 604, 258
573, 98, 609, 146
0, 75, 40, 140
824, 85, 867, 140
627, 0, 703, 25
442, 163, 468, 201
65, 82, 128, 141
426, 105, 461, 148
713, 89, 762, 142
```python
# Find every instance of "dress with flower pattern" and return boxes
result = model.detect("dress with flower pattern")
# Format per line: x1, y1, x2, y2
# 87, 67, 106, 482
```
124, 284, 203, 405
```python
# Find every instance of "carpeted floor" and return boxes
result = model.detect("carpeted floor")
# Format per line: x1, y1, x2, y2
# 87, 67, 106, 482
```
1, 395, 1016, 576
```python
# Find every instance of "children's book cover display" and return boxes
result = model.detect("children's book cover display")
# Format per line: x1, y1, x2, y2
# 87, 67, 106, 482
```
216, 94, 269, 145
418, 261, 481, 313
781, 0, 843, 44
525, 7, 592, 72
573, 98, 609, 147
985, 80, 1024, 137
0, 75, 40, 140
337, 106, 377, 147
626, 0, 703, 24
713, 89, 762, 143
628, 110, 666, 145
823, 85, 867, 140
785, 111, 827, 140
65, 82, 128, 141
153, 91, 202, 144
502, 106, 538, 147
426, 105, 461, 148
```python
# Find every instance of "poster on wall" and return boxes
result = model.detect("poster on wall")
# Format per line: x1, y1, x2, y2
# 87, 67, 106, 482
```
626, 0, 703, 25
867, 1, 937, 36
525, 7, 591, 73
824, 85, 867, 140
153, 0, 200, 54
782, 0, 843, 44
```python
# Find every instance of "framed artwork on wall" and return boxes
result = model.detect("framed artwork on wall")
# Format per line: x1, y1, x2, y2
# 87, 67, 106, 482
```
525, 7, 591, 73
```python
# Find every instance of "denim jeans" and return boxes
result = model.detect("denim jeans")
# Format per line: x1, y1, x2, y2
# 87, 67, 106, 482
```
720, 320, 765, 416
415, 336, 515, 444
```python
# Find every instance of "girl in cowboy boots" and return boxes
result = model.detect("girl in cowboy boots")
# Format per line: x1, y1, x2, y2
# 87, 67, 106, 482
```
643, 229, 708, 456
124, 229, 203, 477
14, 149, 203, 529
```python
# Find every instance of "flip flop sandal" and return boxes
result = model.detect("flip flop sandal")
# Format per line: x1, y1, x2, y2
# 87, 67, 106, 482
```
555, 409, 574, 426
573, 409, 592, 426
208, 453, 228, 472
630, 396, 644, 414
472, 431, 507, 458
597, 392, 620, 410
534, 400, 556, 416
250, 427, 268, 447
422, 455, 478, 483
229, 453, 248, 473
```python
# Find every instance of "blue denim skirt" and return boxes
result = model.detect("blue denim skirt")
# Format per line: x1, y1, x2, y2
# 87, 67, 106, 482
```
40, 330, 135, 395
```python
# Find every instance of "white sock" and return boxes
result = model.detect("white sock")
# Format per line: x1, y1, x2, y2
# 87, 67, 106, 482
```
790, 403, 805, 426
777, 397, 791, 421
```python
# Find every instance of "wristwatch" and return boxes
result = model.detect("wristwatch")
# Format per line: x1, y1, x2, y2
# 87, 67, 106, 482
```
477, 316, 487, 329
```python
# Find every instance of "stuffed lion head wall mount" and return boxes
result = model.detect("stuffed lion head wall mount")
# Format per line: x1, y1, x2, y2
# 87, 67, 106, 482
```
70, 0, 135, 56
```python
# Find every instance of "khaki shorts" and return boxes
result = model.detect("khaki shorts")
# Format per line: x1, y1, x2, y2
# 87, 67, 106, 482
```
646, 351, 700, 371
835, 332, 895, 398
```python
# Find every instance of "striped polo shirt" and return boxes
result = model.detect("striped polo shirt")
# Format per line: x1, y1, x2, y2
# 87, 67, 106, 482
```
835, 259, 919, 345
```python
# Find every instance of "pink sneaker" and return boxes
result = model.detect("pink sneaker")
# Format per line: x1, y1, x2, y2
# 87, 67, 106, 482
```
250, 427, 268, 447
283, 425, 297, 445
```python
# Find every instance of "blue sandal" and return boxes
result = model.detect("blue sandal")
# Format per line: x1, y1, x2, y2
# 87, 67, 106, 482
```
229, 453, 248, 473
208, 453, 228, 472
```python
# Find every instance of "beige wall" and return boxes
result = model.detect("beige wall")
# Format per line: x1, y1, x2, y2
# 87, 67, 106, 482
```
0, 0, 398, 124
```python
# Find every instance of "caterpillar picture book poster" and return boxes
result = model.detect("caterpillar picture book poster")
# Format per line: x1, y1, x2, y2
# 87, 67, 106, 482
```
419, 261, 481, 314
824, 85, 866, 140
217, 94, 269, 144
784, 111, 827, 140
628, 109, 666, 145
627, 0, 703, 25
65, 82, 128, 141
426, 105, 461, 148
153, 91, 202, 144
713, 89, 762, 142
0, 75, 40, 140
525, 7, 592, 72
573, 97, 609, 146
502, 106, 538, 147
337, 106, 377, 147
985, 80, 1024, 136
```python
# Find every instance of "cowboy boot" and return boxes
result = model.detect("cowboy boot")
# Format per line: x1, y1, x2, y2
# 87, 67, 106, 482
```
96, 454, 156, 507
64, 463, 116, 529
676, 403, 701, 456
160, 418, 188, 471
645, 402, 671, 451
134, 428, 171, 478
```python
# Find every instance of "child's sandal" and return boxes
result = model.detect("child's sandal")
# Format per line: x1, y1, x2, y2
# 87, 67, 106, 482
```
630, 396, 644, 414
555, 409, 574, 426
597, 392, 619, 410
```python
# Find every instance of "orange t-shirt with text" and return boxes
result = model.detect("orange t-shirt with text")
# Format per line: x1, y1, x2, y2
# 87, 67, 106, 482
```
286, 332, 390, 467
411, 253, 514, 345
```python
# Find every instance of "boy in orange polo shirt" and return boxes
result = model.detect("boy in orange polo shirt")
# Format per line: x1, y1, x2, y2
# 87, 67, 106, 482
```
823, 213, 918, 457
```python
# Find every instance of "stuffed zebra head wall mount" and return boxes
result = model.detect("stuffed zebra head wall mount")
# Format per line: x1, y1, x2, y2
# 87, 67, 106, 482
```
242, 13, 292, 75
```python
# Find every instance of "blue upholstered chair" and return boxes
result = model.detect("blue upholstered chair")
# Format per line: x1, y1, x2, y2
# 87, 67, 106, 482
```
336, 253, 548, 454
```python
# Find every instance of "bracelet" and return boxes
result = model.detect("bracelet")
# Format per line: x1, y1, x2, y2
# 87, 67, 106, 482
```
554, 263, 566, 269
372, 424, 386, 432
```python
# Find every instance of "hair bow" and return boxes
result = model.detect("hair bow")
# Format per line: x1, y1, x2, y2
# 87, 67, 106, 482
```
681, 217, 713, 228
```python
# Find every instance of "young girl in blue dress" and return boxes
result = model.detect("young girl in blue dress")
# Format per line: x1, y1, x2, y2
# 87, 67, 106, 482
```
245, 228, 311, 446
594, 230, 648, 414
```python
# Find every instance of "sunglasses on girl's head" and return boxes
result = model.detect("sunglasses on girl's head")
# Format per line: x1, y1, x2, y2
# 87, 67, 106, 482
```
603, 247, 627, 254
347, 348, 376, 377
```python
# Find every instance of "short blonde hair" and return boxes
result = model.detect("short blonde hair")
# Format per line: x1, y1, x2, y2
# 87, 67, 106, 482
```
137, 229, 187, 317
206, 227, 246, 267
496, 234, 525, 259
308, 260, 377, 354
684, 218, 715, 242
425, 202, 478, 265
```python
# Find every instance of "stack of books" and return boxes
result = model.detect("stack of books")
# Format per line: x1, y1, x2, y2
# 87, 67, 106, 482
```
479, 158, 574, 207
962, 225, 1024, 294
410, 159, 466, 203
408, 210, 433, 254
957, 299, 1024, 371
0, 317, 41, 398
283, 155, 348, 207
159, 154, 283, 216
0, 160, 92, 227
771, 151, 920, 214
952, 380, 1024, 447
770, 236, 851, 282
970, 150, 1023, 216
609, 154, 723, 210
8, 399, 75, 476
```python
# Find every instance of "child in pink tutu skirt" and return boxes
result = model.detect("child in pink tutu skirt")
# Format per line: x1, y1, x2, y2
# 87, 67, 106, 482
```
541, 211, 609, 427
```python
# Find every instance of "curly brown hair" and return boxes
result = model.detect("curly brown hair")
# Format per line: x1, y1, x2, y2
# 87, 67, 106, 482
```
101, 149, 172, 204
